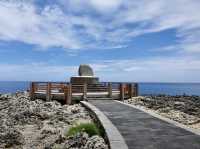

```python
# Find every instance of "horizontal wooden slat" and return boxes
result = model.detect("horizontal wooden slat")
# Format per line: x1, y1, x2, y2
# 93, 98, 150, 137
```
30, 82, 139, 103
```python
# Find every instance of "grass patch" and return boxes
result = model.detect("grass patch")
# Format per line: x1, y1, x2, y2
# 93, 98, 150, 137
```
52, 144, 62, 149
66, 122, 101, 137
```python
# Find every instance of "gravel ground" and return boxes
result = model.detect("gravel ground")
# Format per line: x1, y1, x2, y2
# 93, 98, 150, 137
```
125, 95, 200, 130
0, 92, 108, 149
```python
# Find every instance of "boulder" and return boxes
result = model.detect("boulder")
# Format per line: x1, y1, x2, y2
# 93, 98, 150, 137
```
78, 64, 94, 76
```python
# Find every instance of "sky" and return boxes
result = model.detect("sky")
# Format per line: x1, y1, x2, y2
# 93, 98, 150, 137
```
0, 0, 200, 82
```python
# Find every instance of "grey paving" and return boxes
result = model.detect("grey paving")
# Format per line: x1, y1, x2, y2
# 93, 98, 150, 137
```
89, 100, 200, 149
81, 101, 128, 149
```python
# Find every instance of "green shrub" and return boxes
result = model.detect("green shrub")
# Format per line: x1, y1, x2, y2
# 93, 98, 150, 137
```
66, 122, 100, 137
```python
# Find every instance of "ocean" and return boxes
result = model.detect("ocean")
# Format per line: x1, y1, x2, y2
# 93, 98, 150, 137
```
0, 81, 200, 96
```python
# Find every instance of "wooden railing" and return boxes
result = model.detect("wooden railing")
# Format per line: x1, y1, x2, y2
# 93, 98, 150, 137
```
30, 82, 138, 104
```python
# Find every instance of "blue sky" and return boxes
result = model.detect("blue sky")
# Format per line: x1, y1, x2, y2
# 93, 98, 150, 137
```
0, 0, 200, 82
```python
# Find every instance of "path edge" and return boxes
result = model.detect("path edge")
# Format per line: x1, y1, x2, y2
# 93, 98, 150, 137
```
81, 101, 129, 149
115, 100, 200, 136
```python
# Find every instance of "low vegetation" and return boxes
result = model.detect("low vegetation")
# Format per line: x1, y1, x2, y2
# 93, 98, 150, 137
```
66, 122, 101, 137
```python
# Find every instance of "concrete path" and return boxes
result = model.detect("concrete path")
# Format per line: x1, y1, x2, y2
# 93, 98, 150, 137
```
89, 100, 200, 149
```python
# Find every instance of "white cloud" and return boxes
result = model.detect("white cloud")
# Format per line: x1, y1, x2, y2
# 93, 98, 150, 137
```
124, 0, 200, 53
89, 0, 122, 13
0, 63, 77, 81
1, 0, 200, 82
0, 56, 200, 82
59, 0, 122, 13
0, 1, 81, 49
0, 0, 200, 53
92, 57, 200, 82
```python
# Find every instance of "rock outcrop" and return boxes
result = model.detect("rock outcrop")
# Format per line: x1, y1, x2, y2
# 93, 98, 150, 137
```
52, 132, 108, 149
0, 92, 107, 149
126, 95, 200, 129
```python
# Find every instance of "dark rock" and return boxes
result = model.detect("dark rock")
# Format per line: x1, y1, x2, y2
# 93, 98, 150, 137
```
0, 129, 25, 147
64, 132, 89, 148
84, 135, 108, 149
0, 94, 10, 100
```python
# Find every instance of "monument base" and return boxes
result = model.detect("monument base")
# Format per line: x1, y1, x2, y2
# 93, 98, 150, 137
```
70, 76, 99, 84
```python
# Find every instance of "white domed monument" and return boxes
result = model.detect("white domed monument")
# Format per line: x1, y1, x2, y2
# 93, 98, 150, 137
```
70, 64, 99, 84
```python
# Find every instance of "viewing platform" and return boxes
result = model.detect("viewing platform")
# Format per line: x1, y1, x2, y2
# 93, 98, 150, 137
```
29, 82, 138, 104
29, 64, 138, 104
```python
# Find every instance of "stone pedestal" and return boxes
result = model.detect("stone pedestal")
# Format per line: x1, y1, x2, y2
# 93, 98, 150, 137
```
70, 76, 99, 84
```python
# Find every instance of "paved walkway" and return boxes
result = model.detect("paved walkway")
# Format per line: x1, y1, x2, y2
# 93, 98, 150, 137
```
89, 100, 200, 149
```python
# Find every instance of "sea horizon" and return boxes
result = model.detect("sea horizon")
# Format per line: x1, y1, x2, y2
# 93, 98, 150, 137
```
1, 80, 200, 83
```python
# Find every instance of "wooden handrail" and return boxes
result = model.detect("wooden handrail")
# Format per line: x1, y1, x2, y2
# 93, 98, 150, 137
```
29, 82, 139, 104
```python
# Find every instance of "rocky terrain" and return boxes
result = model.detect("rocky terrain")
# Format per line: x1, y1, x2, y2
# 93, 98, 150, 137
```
0, 92, 108, 149
125, 95, 200, 130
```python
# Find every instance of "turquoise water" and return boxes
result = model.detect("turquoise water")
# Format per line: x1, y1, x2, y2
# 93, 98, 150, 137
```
0, 81, 200, 96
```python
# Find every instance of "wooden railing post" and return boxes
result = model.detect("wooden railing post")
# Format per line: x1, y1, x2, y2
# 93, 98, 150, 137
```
120, 83, 124, 101
129, 83, 133, 98
83, 83, 87, 100
30, 82, 35, 100
64, 86, 68, 104
46, 82, 51, 101
63, 84, 72, 105
108, 82, 112, 98
67, 84, 72, 105
134, 83, 139, 96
